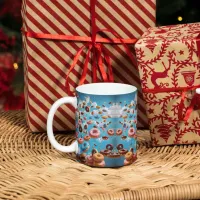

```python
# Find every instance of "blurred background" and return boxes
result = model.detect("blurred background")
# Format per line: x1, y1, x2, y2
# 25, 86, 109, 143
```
0, 0, 200, 111
0, 0, 24, 111
157, 0, 200, 26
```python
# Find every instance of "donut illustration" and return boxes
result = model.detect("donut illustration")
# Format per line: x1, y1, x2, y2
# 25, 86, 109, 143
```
117, 144, 123, 150
107, 129, 114, 136
128, 128, 136, 138
122, 116, 128, 119
102, 116, 108, 119
87, 120, 93, 125
93, 153, 105, 167
79, 125, 83, 133
84, 135, 91, 141
84, 124, 88, 130
89, 128, 100, 138
86, 155, 94, 166
124, 151, 134, 166
125, 152, 133, 161
93, 153, 104, 162
78, 138, 84, 144
102, 136, 109, 140
106, 144, 114, 151
85, 106, 90, 112
116, 129, 123, 136
121, 136, 127, 140
100, 149, 111, 156
119, 149, 128, 155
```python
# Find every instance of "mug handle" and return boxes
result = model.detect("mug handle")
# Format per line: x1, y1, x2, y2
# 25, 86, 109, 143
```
47, 97, 78, 153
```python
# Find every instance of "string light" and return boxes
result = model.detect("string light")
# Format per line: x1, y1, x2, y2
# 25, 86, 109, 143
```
178, 16, 183, 22
13, 63, 19, 70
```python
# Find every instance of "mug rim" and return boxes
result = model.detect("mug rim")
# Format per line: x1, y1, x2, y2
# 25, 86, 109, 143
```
76, 83, 137, 96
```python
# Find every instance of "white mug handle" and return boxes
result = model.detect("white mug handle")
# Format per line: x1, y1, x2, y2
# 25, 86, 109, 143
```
47, 97, 78, 153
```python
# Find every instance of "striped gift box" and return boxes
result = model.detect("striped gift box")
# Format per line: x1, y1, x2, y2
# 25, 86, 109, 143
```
22, 0, 156, 132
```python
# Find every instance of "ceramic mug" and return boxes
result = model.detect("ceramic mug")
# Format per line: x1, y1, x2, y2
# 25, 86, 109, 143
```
47, 83, 138, 167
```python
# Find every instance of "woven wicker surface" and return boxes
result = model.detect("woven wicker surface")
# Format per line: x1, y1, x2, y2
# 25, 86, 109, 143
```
1, 111, 200, 200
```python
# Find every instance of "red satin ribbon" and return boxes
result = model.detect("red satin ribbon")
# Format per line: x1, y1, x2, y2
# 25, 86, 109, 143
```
179, 35, 200, 121
23, 31, 137, 44
183, 93, 199, 121
143, 85, 200, 94
65, 0, 137, 95
181, 34, 200, 120
196, 34, 200, 57
23, 0, 137, 96
143, 85, 200, 122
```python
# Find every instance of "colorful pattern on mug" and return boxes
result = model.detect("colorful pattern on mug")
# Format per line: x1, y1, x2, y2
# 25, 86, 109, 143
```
76, 92, 137, 167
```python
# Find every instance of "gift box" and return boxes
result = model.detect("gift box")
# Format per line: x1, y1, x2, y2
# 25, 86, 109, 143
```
22, 0, 156, 132
135, 23, 200, 146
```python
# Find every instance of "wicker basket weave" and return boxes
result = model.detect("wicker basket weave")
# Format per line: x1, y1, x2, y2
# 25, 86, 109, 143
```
0, 111, 200, 200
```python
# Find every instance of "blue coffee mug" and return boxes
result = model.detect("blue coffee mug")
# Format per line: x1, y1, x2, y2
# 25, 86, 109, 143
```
47, 83, 137, 167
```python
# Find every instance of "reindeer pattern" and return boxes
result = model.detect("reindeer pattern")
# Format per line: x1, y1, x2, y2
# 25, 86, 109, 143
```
150, 61, 171, 88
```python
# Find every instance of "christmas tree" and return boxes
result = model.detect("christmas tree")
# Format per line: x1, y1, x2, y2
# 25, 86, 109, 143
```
0, 0, 24, 110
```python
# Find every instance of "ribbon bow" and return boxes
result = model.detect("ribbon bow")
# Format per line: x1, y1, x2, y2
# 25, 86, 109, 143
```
22, 0, 137, 96
143, 85, 200, 122
179, 87, 200, 121
65, 0, 137, 96
178, 36, 200, 121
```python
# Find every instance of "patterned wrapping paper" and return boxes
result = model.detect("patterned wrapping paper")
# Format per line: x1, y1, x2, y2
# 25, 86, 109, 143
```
135, 23, 200, 146
21, 0, 156, 132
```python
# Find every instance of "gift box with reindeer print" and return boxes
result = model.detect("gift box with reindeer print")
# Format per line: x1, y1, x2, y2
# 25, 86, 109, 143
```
135, 23, 200, 146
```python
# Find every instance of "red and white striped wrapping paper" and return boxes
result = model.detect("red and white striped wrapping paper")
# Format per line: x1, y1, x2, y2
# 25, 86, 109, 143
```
22, 0, 156, 132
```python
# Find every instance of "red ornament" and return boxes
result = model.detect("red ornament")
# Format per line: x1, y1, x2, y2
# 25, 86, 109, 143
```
156, 124, 171, 143
181, 71, 196, 86
146, 44, 156, 52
